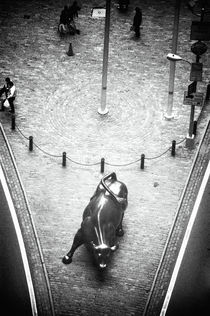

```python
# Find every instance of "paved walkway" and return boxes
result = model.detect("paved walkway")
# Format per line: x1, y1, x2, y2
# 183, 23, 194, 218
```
0, 0, 210, 315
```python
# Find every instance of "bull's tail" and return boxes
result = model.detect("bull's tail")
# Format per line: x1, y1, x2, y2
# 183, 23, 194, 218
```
101, 172, 117, 197
101, 173, 126, 210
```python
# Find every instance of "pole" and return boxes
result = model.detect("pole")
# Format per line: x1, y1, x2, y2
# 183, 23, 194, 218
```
171, 140, 176, 156
188, 104, 195, 138
186, 102, 195, 148
100, 158, 105, 173
140, 154, 145, 170
98, 0, 111, 115
62, 152, 66, 167
11, 115, 15, 130
165, 0, 181, 120
29, 136, 33, 151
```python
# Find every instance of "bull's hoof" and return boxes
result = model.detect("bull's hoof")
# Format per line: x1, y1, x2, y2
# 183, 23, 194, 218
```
62, 255, 72, 264
116, 228, 124, 237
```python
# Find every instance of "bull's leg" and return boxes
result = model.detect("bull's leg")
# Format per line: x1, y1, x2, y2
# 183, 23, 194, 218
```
116, 212, 124, 237
62, 228, 84, 264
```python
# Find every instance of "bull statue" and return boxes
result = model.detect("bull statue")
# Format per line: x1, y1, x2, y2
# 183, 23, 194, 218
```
62, 172, 128, 269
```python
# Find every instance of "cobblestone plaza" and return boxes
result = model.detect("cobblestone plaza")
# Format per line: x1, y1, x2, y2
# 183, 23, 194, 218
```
0, 0, 210, 315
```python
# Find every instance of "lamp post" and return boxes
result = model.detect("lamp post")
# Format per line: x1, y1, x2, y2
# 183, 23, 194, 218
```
167, 37, 208, 147
166, 53, 191, 65
166, 53, 199, 148
98, 0, 111, 115
164, 0, 181, 120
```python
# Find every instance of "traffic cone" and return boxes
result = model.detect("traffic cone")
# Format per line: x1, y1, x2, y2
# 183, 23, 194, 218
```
67, 43, 74, 56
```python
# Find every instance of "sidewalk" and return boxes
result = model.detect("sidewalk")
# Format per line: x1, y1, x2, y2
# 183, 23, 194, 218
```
0, 0, 210, 315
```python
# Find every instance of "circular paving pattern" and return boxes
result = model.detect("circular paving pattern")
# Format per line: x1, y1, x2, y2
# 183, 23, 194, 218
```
38, 78, 163, 163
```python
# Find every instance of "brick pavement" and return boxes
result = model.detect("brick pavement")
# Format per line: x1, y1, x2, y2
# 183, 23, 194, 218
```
0, 0, 210, 315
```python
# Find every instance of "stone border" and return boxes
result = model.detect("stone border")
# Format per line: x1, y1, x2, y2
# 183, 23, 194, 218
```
0, 123, 55, 316
143, 116, 210, 316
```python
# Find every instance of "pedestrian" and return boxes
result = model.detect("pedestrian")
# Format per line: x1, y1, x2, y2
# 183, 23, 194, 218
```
58, 2, 81, 36
131, 7, 142, 38
59, 5, 69, 25
0, 77, 16, 113
68, 1, 81, 20
7, 80, 16, 113
58, 5, 69, 34
67, 1, 81, 34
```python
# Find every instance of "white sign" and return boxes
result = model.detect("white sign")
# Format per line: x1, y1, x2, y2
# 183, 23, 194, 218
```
91, 7, 106, 18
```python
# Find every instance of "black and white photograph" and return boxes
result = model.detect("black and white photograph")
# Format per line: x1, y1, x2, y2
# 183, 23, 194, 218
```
0, 0, 210, 315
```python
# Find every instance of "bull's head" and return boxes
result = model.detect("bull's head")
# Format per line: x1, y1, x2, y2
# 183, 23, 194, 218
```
91, 242, 118, 269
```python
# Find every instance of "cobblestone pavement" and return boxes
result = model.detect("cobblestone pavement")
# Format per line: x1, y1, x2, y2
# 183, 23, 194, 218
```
0, 0, 210, 315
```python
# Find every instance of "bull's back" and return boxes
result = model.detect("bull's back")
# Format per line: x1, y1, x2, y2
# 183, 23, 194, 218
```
82, 178, 127, 246
90, 194, 123, 227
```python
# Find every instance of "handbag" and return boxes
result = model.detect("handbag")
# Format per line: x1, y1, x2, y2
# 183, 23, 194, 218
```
4, 98, 10, 108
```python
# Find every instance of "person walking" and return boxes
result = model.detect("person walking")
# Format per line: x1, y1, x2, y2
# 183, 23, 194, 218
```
132, 7, 142, 38
67, 1, 81, 34
7, 80, 16, 113
68, 1, 81, 20
0, 77, 16, 113
58, 2, 81, 35
59, 5, 69, 26
58, 5, 69, 34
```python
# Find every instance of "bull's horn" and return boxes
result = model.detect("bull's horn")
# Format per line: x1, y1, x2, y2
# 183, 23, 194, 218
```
110, 244, 118, 251
91, 241, 97, 248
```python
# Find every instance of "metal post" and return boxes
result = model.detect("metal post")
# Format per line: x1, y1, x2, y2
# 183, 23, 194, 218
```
171, 140, 176, 156
188, 104, 195, 138
98, 0, 111, 115
165, 0, 181, 120
193, 120, 197, 136
11, 115, 15, 130
206, 83, 210, 100
29, 136, 33, 151
62, 152, 66, 167
101, 158, 105, 173
140, 154, 145, 170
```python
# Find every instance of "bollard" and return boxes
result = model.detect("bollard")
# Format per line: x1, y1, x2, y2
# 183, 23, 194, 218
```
62, 152, 66, 167
11, 115, 15, 130
193, 120, 197, 136
29, 136, 33, 151
171, 140, 176, 157
101, 158, 105, 173
140, 154, 145, 170
206, 83, 210, 100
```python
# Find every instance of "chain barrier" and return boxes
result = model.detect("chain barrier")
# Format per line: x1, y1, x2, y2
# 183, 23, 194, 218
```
16, 124, 100, 166
145, 148, 171, 160
66, 156, 100, 167
105, 158, 141, 167
15, 123, 186, 170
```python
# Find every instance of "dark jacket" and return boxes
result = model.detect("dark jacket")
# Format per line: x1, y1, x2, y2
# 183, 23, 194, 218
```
68, 1, 81, 20
133, 9, 142, 28
60, 6, 69, 24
